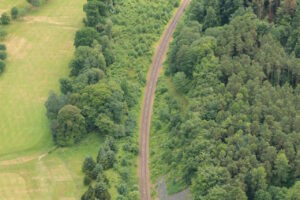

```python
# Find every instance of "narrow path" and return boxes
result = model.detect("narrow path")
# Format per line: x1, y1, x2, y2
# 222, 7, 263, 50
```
139, 1, 191, 199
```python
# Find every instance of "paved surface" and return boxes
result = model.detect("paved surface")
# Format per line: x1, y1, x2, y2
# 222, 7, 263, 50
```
138, 1, 191, 199
158, 178, 191, 200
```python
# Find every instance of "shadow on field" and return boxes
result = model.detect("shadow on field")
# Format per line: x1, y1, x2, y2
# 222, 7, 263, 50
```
158, 178, 191, 200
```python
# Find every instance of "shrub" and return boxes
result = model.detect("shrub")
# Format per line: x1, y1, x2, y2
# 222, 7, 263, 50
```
45, 92, 67, 120
128, 191, 139, 200
122, 142, 139, 155
90, 164, 103, 180
0, 51, 7, 60
0, 60, 6, 74
0, 13, 11, 25
54, 105, 86, 146
117, 183, 128, 195
0, 44, 6, 51
94, 181, 111, 200
60, 78, 73, 94
74, 27, 100, 47
0, 30, 7, 40
83, 176, 92, 186
82, 156, 96, 173
116, 195, 127, 200
11, 7, 19, 20
27, 0, 41, 7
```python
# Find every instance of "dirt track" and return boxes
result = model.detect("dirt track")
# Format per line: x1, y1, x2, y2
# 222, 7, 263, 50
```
138, 1, 191, 199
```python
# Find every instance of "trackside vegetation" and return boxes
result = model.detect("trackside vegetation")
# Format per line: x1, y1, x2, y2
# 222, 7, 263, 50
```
45, 0, 180, 199
151, 0, 300, 199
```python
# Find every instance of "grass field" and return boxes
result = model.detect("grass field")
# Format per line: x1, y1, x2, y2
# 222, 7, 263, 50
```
0, 0, 103, 199
0, 134, 101, 199
0, 0, 26, 12
0, 0, 85, 157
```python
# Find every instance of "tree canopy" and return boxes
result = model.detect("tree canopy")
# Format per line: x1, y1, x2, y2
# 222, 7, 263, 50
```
154, 0, 300, 199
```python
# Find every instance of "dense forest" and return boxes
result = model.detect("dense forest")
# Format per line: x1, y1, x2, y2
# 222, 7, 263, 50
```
151, 0, 300, 199
44, 0, 179, 199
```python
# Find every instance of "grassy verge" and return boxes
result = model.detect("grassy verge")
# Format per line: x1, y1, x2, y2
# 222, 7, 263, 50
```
0, 134, 101, 199
103, 0, 181, 198
150, 67, 189, 196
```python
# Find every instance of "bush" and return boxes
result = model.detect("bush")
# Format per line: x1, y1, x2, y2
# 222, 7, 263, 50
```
0, 51, 7, 60
0, 30, 7, 40
91, 164, 103, 180
116, 195, 127, 200
1, 13, 11, 25
117, 183, 128, 195
82, 156, 96, 173
27, 0, 41, 7
0, 44, 6, 51
54, 105, 86, 146
74, 27, 100, 47
122, 142, 139, 155
60, 78, 73, 94
83, 176, 92, 186
0, 60, 6, 74
128, 191, 139, 200
11, 7, 19, 20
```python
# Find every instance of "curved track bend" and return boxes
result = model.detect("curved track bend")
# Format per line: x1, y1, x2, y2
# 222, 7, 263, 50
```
139, 1, 191, 199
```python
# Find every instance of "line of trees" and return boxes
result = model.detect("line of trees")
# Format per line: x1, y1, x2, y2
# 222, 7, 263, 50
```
0, 43, 6, 75
152, 0, 300, 199
45, 0, 119, 147
45, 0, 139, 199
81, 138, 117, 200
45, 0, 180, 198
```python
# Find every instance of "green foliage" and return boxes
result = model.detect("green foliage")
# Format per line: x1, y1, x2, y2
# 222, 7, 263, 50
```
74, 27, 100, 48
83, 175, 92, 186
59, 78, 73, 94
45, 92, 67, 120
153, 0, 300, 199
191, 165, 230, 198
0, 51, 7, 60
0, 44, 6, 51
94, 180, 111, 200
81, 186, 95, 200
54, 105, 86, 146
82, 156, 96, 173
0, 13, 11, 25
44, 0, 180, 198
117, 182, 128, 195
91, 164, 103, 179
97, 146, 116, 170
287, 181, 300, 200
273, 152, 290, 186
69, 46, 106, 76
254, 190, 272, 200
0, 30, 7, 41
27, 0, 41, 7
11, 7, 19, 20
0, 60, 6, 74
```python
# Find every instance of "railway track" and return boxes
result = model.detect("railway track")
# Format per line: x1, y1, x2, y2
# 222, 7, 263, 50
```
138, 1, 191, 199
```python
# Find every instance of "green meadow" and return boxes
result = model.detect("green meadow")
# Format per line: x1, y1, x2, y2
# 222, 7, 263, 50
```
0, 0, 85, 157
0, 0, 103, 199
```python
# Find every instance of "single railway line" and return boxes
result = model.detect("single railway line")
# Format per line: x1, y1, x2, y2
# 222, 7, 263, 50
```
138, 1, 191, 199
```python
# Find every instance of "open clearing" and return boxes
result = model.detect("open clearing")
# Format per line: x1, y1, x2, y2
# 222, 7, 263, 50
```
0, 0, 26, 13
0, 0, 85, 157
0, 0, 103, 199
0, 134, 101, 199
